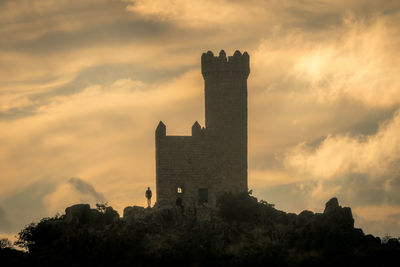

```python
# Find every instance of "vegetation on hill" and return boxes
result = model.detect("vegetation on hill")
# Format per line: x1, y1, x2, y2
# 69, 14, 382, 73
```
1, 192, 399, 266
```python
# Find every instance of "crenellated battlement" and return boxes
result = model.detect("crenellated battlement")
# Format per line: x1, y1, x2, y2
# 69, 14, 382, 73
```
201, 50, 250, 78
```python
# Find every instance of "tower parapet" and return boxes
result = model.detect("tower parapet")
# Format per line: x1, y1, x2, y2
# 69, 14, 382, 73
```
201, 50, 250, 79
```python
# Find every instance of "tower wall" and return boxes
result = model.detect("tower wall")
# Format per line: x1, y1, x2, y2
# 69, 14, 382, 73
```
155, 50, 250, 208
155, 123, 218, 208
201, 50, 249, 193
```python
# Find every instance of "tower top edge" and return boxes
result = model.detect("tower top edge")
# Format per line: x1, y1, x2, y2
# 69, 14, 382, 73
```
201, 50, 249, 62
201, 50, 250, 75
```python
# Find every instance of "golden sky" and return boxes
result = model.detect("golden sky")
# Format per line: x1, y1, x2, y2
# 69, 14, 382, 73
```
1, 0, 400, 238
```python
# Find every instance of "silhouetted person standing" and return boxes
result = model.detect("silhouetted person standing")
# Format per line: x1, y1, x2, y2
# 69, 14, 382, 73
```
145, 187, 152, 208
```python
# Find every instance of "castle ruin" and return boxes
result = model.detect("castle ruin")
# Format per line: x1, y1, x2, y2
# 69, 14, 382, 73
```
155, 50, 250, 208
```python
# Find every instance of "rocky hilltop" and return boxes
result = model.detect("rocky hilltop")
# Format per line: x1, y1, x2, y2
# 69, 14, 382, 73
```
2, 193, 399, 266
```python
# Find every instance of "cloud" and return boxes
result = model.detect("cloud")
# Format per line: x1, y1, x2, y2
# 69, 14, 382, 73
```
248, 14, 400, 200
125, 0, 263, 28
293, 17, 400, 107
0, 206, 10, 232
250, 19, 400, 234
43, 177, 105, 215
0, 70, 203, 216
0, 41, 195, 110
125, 0, 400, 33
0, 177, 105, 233
251, 13, 400, 108
0, 0, 127, 41
0, 180, 57, 233
278, 108, 400, 236
67, 177, 105, 201
284, 109, 400, 179
0, 0, 197, 115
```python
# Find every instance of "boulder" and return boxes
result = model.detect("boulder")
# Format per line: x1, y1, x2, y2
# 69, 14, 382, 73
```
65, 204, 91, 224
123, 206, 146, 221
104, 206, 120, 223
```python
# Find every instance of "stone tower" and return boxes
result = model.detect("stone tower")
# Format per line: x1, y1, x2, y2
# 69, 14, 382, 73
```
155, 50, 250, 208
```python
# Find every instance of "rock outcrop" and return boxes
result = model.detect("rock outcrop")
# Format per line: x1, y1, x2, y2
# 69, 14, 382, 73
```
65, 204, 119, 224
123, 206, 147, 222
323, 197, 354, 229
65, 204, 92, 224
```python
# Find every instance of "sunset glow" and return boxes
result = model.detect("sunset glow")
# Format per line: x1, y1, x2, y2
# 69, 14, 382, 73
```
1, 0, 400, 239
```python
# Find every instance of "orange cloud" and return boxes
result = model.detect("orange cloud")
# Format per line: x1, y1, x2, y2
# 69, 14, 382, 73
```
0, 70, 202, 214
284, 109, 400, 179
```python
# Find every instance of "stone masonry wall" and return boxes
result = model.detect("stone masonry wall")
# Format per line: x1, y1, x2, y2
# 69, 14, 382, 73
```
155, 50, 250, 209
